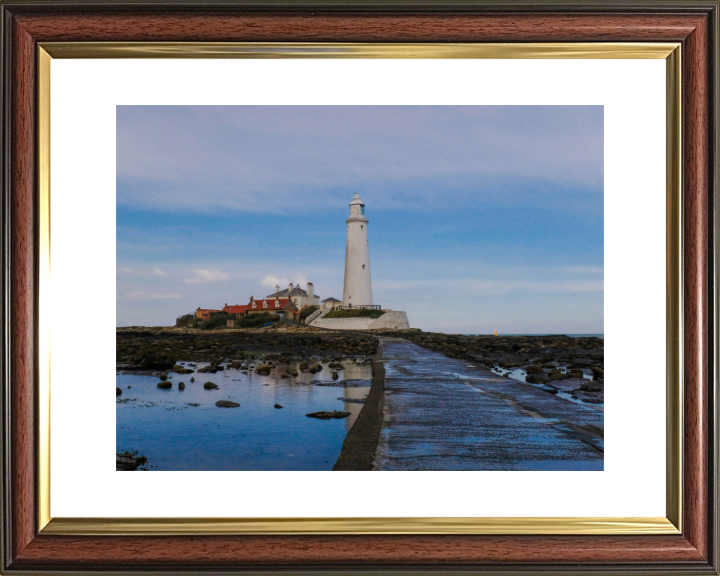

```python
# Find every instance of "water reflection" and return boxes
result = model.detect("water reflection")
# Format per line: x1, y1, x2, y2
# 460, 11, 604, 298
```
116, 359, 372, 471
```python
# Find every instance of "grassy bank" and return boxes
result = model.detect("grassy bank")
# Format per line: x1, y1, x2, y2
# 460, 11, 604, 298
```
323, 309, 385, 319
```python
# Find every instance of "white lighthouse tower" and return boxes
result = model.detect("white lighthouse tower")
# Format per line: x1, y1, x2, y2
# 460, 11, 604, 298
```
342, 193, 373, 307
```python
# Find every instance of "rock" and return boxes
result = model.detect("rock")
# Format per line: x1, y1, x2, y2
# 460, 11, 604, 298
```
526, 373, 549, 384
256, 365, 272, 375
157, 381, 172, 389
322, 357, 330, 362
314, 364, 323, 372
280, 374, 289, 379
178, 382, 186, 390
138, 355, 174, 370
274, 404, 283, 409
116, 451, 147, 471
198, 366, 218, 374
173, 367, 194, 374
231, 361, 242, 369
580, 380, 603, 392
299, 361, 309, 371
116, 387, 122, 396
204, 382, 219, 390
572, 391, 604, 404
306, 410, 351, 419
548, 371, 569, 382
286, 367, 298, 377
332, 372, 339, 380
337, 397, 366, 404
159, 373, 168, 381
526, 365, 543, 374
215, 400, 240, 408
592, 366, 604, 380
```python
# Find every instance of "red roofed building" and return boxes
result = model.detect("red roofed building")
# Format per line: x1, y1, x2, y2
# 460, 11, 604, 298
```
222, 304, 249, 316
247, 296, 294, 316
194, 307, 220, 321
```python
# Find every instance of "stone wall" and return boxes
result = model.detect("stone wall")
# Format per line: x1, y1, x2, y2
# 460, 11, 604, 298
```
310, 310, 410, 331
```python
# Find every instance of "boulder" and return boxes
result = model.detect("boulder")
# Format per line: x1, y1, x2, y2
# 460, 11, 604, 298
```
204, 382, 219, 390
526, 373, 549, 384
299, 361, 309, 371
190, 377, 195, 382
256, 365, 272, 376
306, 410, 351, 419
332, 372, 339, 380
280, 374, 289, 379
274, 404, 283, 409
178, 382, 186, 390
215, 400, 240, 408
138, 355, 174, 370
116, 452, 147, 471
116, 387, 122, 396
157, 381, 172, 389
198, 366, 218, 374
580, 380, 603, 392
286, 367, 299, 377
592, 366, 605, 380
548, 371, 569, 382
526, 365, 543, 374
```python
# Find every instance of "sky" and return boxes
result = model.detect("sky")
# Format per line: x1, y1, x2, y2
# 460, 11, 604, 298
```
117, 105, 603, 334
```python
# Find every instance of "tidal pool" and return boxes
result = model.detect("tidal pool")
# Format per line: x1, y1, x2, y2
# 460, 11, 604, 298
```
116, 359, 372, 471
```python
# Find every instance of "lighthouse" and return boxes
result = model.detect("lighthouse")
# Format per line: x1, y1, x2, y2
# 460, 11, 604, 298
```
342, 193, 373, 307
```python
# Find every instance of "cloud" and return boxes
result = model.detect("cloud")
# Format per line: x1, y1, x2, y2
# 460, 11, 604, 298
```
153, 268, 169, 277
261, 275, 289, 288
117, 105, 603, 215
183, 268, 230, 284
562, 265, 604, 274
118, 266, 132, 273
118, 291, 182, 302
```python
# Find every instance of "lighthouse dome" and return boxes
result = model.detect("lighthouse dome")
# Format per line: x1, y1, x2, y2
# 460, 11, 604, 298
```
350, 193, 364, 206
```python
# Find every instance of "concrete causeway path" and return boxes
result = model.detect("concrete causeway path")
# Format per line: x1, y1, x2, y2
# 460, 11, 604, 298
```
373, 337, 604, 471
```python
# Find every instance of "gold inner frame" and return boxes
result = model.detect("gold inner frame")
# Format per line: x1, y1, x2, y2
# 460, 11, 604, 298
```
36, 41, 682, 536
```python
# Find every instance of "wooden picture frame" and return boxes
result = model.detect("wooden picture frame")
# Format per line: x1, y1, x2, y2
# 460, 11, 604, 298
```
1, 1, 718, 573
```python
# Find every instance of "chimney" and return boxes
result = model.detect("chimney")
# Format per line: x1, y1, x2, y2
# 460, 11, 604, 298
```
275, 284, 279, 294
289, 283, 294, 292
307, 282, 314, 304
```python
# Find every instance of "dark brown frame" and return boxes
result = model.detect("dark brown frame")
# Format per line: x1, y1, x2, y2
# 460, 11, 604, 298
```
1, 1, 718, 573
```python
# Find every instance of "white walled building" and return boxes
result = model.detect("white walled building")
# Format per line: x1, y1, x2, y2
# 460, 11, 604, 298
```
342, 193, 373, 307
266, 282, 320, 309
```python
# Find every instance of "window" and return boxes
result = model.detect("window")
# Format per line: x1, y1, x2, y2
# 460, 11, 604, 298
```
362, 264, 365, 269
263, 300, 268, 308
361, 225, 363, 229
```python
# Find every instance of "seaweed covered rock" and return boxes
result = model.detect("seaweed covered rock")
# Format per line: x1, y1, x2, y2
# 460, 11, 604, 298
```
204, 382, 219, 390
215, 400, 240, 408
306, 410, 350, 419
157, 381, 172, 389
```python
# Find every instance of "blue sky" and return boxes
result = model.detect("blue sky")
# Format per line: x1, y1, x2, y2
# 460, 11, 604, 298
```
117, 105, 603, 333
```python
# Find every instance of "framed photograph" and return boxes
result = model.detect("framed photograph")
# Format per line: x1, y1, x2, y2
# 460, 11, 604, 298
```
1, 1, 718, 573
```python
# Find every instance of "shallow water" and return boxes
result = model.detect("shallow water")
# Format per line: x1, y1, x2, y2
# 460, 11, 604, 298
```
490, 366, 603, 408
116, 359, 372, 471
